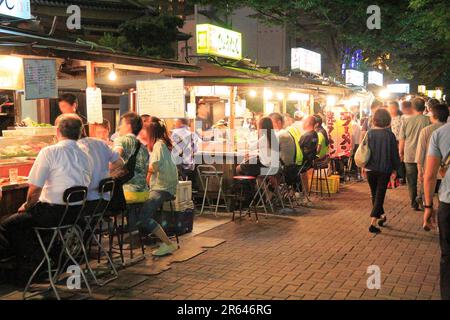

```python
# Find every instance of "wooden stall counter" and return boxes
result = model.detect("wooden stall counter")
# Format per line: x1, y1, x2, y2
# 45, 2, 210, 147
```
195, 149, 257, 193
0, 180, 29, 221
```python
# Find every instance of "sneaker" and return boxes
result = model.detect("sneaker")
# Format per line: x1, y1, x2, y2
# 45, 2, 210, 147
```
369, 225, 381, 234
152, 243, 178, 257
416, 197, 424, 210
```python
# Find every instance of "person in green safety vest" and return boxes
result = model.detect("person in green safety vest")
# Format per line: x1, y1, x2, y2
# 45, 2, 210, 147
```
286, 125, 304, 166
314, 115, 330, 160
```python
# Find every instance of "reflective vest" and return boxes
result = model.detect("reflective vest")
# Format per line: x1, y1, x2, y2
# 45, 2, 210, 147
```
287, 126, 304, 166
317, 132, 329, 159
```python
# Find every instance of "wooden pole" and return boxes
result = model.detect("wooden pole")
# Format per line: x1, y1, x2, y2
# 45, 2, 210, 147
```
86, 61, 95, 87
229, 86, 236, 129
309, 95, 315, 115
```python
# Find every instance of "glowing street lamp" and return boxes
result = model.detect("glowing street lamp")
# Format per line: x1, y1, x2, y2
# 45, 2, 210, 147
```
108, 65, 117, 81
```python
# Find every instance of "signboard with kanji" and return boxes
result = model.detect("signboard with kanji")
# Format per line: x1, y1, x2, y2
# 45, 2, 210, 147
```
326, 109, 353, 158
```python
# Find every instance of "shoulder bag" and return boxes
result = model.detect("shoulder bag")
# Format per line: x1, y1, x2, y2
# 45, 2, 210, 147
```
109, 140, 142, 212
355, 132, 371, 168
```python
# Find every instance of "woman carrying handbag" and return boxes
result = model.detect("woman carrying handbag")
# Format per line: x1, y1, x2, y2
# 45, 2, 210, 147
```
355, 109, 401, 234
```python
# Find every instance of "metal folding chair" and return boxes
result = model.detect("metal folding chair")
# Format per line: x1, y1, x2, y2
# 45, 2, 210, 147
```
197, 165, 228, 216
108, 203, 146, 267
246, 166, 280, 220
81, 178, 118, 286
23, 186, 91, 300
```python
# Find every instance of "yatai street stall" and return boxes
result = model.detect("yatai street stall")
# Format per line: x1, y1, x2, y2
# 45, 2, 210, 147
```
0, 26, 199, 218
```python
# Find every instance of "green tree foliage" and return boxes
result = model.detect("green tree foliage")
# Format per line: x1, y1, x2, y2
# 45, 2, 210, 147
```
98, 15, 184, 59
194, 0, 449, 87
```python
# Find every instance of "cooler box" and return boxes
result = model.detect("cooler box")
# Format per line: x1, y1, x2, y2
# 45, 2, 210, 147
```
309, 175, 340, 194
154, 208, 195, 236
175, 181, 192, 203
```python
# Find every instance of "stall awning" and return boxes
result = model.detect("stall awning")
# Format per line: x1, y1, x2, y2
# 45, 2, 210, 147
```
0, 26, 199, 73
162, 59, 352, 95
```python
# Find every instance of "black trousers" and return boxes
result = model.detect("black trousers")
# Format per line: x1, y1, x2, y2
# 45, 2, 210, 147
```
0, 203, 81, 260
237, 156, 264, 177
366, 171, 391, 219
438, 201, 450, 300
405, 163, 419, 208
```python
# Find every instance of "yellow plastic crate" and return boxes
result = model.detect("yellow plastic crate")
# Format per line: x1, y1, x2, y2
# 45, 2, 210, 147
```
309, 175, 340, 194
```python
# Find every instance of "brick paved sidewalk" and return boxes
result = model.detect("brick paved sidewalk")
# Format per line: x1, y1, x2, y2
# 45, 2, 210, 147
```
93, 181, 441, 300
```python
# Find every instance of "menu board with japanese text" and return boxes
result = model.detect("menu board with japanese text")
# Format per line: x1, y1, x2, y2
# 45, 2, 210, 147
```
86, 87, 103, 124
23, 58, 58, 100
136, 79, 185, 118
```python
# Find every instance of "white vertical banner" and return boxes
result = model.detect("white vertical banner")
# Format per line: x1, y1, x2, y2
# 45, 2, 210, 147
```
86, 87, 103, 124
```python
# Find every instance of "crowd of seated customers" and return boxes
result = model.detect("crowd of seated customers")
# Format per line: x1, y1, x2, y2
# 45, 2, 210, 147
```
237, 112, 322, 195
0, 102, 182, 263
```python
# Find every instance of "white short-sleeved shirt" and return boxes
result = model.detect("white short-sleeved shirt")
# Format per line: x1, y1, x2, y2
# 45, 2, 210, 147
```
149, 140, 178, 196
28, 139, 92, 205
78, 137, 120, 201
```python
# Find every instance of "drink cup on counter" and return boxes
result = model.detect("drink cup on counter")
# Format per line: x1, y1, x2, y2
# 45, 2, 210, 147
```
9, 168, 18, 184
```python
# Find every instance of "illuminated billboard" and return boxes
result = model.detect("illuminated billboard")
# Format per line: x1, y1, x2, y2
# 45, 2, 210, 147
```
387, 83, 410, 94
196, 24, 242, 60
345, 69, 364, 86
291, 48, 322, 74
368, 71, 383, 86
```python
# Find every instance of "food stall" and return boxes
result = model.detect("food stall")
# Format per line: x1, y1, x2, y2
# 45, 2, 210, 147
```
0, 25, 199, 219
157, 57, 353, 193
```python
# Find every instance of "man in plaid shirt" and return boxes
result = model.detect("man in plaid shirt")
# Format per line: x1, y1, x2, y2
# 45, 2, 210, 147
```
171, 118, 199, 181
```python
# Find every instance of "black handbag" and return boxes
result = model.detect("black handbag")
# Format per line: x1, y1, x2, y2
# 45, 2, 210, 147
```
109, 141, 142, 212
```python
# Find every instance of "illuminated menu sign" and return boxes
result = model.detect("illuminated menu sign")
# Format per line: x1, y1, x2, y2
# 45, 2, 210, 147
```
345, 69, 364, 86
291, 48, 321, 74
196, 24, 242, 60
0, 0, 31, 19
368, 71, 383, 86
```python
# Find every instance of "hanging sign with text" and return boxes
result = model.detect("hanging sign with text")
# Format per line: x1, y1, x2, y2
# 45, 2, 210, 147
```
86, 87, 103, 124
0, 0, 31, 19
23, 58, 58, 100
136, 78, 185, 118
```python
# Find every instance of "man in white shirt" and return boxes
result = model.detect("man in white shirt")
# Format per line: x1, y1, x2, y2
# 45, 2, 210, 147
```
0, 114, 92, 260
78, 137, 123, 202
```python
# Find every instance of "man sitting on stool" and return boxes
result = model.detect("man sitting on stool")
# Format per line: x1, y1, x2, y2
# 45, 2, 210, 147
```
299, 116, 319, 194
0, 114, 92, 261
